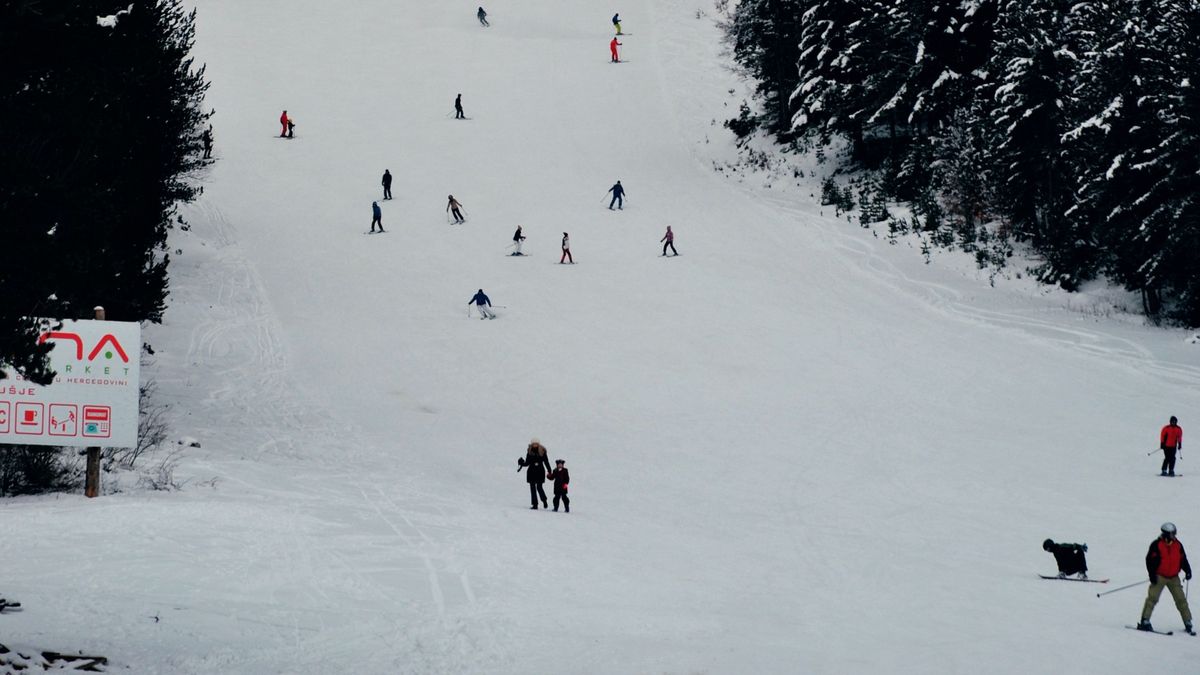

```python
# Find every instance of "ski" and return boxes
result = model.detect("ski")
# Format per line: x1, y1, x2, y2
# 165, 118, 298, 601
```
0, 600, 22, 612
1038, 575, 1109, 583
364, 231, 387, 235
1126, 625, 1174, 635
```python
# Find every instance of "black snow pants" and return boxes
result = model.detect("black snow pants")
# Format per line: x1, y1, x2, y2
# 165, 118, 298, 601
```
529, 483, 548, 508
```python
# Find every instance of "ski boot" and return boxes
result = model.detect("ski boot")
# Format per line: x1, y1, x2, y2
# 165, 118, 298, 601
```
1136, 619, 1154, 632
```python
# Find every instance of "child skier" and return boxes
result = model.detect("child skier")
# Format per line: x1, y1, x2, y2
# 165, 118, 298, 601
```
1042, 539, 1088, 579
511, 225, 526, 255
548, 459, 570, 512
447, 195, 465, 223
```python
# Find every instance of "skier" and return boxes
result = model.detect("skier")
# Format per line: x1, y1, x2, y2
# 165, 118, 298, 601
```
1137, 522, 1193, 633
560, 232, 574, 264
610, 36, 622, 62
382, 170, 392, 200
286, 117, 296, 139
511, 225, 526, 255
468, 288, 495, 319
612, 12, 622, 34
447, 195, 465, 224
548, 458, 570, 512
661, 225, 678, 256
370, 201, 384, 233
517, 438, 552, 509
279, 110, 289, 137
1042, 539, 1088, 579
477, 6, 489, 26
607, 180, 625, 209
455, 93, 465, 120
1160, 415, 1183, 476
201, 125, 213, 159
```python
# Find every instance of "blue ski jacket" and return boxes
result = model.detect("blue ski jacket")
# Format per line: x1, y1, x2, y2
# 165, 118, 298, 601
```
372, 202, 381, 217
470, 291, 491, 307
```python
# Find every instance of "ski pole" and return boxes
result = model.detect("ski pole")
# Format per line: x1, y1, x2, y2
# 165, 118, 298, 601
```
1097, 579, 1149, 598
1148, 448, 1162, 456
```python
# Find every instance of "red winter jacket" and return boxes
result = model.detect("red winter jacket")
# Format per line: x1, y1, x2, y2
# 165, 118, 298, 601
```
1147, 537, 1192, 581
1161, 424, 1183, 450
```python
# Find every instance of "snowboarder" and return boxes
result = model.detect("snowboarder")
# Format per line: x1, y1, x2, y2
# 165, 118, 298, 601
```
517, 439, 552, 509
469, 288, 495, 319
382, 170, 393, 200
447, 195, 465, 223
612, 13, 622, 35
286, 117, 296, 138
511, 225, 526, 255
1042, 539, 1088, 579
201, 125, 213, 159
455, 93, 465, 119
370, 201, 384, 233
661, 226, 678, 256
1137, 522, 1193, 633
548, 458, 570, 512
1160, 416, 1183, 476
610, 36, 622, 62
560, 232, 574, 264
477, 6, 489, 26
607, 180, 625, 209
279, 110, 289, 137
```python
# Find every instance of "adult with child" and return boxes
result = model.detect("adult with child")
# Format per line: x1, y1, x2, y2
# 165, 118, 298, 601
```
517, 439, 552, 509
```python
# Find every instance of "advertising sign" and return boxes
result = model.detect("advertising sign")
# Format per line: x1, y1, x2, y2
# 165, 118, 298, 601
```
0, 319, 140, 448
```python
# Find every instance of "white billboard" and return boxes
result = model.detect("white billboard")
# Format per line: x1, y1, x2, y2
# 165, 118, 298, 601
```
0, 319, 140, 449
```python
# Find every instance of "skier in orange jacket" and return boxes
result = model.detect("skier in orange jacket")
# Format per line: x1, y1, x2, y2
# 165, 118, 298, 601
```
1160, 416, 1183, 476
610, 37, 622, 63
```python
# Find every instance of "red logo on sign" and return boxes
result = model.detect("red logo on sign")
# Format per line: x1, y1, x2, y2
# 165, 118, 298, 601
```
15, 402, 44, 435
48, 404, 78, 437
37, 332, 131, 362
82, 406, 111, 438
0, 402, 9, 433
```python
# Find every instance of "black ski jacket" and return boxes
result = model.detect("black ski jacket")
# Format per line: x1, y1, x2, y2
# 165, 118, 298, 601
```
519, 449, 551, 484
547, 467, 569, 494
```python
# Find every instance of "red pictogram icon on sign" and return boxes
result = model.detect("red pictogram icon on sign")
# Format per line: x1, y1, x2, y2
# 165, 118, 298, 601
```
82, 405, 111, 438
0, 402, 9, 433
49, 404, 79, 437
15, 402, 45, 435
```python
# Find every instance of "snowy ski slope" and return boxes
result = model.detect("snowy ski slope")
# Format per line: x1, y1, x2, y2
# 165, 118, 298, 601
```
3, 1, 1200, 672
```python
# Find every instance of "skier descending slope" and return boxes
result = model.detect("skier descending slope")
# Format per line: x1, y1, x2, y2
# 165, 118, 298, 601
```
610, 36, 622, 62
612, 12, 622, 35
447, 195, 465, 224
370, 201, 384, 233
477, 6, 489, 27
1136, 522, 1194, 634
511, 225, 526, 255
607, 180, 625, 209
1159, 416, 1183, 476
469, 289, 495, 319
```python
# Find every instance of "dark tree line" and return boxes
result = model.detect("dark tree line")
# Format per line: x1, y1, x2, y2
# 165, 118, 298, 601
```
727, 0, 1200, 324
0, 0, 212, 382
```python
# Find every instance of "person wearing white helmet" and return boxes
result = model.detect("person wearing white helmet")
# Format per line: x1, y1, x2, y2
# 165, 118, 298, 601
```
1137, 522, 1194, 633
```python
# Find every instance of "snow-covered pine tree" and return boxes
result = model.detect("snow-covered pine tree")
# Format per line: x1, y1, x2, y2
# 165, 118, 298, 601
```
726, 0, 806, 138
790, 0, 862, 144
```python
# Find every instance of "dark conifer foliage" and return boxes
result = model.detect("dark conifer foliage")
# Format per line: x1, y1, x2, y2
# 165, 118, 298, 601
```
0, 1, 211, 382
727, 0, 806, 137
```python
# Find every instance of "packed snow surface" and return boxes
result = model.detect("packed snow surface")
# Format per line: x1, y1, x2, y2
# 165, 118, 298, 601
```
4, 1, 1200, 673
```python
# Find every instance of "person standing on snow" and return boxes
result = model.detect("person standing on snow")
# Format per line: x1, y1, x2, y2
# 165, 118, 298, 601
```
370, 201, 384, 233
547, 459, 570, 512
279, 110, 289, 137
610, 36, 623, 62
447, 195, 465, 223
1042, 539, 1089, 579
560, 232, 574, 264
607, 180, 625, 209
511, 225, 526, 255
1137, 522, 1193, 633
201, 125, 213, 159
612, 13, 622, 34
455, 93, 465, 119
661, 226, 678, 256
469, 288, 495, 319
477, 7, 489, 26
286, 117, 296, 138
382, 170, 393, 200
1160, 416, 1183, 477
517, 439, 552, 509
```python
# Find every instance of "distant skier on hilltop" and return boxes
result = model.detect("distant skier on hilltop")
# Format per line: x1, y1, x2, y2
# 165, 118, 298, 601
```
477, 7, 489, 27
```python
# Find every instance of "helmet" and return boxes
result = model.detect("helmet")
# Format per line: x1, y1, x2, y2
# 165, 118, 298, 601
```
1043, 538, 1054, 551
1162, 522, 1178, 535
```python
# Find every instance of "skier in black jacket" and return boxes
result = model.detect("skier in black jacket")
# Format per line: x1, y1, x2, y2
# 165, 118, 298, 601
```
1042, 539, 1088, 578
517, 439, 551, 509
548, 459, 570, 512
382, 170, 392, 200
607, 180, 625, 210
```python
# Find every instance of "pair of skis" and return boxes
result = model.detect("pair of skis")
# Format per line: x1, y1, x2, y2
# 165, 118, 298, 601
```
0, 598, 21, 613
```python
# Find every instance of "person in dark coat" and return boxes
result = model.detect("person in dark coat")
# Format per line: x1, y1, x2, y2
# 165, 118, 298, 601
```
547, 459, 570, 512
455, 93, 465, 119
469, 289, 494, 319
477, 6, 489, 26
447, 195, 465, 223
370, 201, 384, 233
607, 180, 625, 209
287, 117, 296, 138
1042, 539, 1088, 578
1160, 415, 1183, 476
1137, 522, 1193, 633
517, 439, 551, 509
511, 225, 526, 255
201, 125, 213, 159
382, 170, 393, 200
660, 225, 678, 256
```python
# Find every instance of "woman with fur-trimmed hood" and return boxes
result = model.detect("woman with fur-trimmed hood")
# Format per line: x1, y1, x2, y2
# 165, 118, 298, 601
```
517, 438, 552, 509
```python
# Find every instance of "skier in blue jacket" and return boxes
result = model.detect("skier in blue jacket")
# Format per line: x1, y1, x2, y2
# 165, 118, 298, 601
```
370, 201, 384, 233
607, 180, 625, 210
469, 289, 495, 319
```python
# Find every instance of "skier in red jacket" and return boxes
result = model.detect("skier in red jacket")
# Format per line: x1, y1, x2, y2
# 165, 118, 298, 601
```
610, 37, 622, 63
1137, 522, 1193, 633
279, 110, 289, 137
1160, 416, 1183, 476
